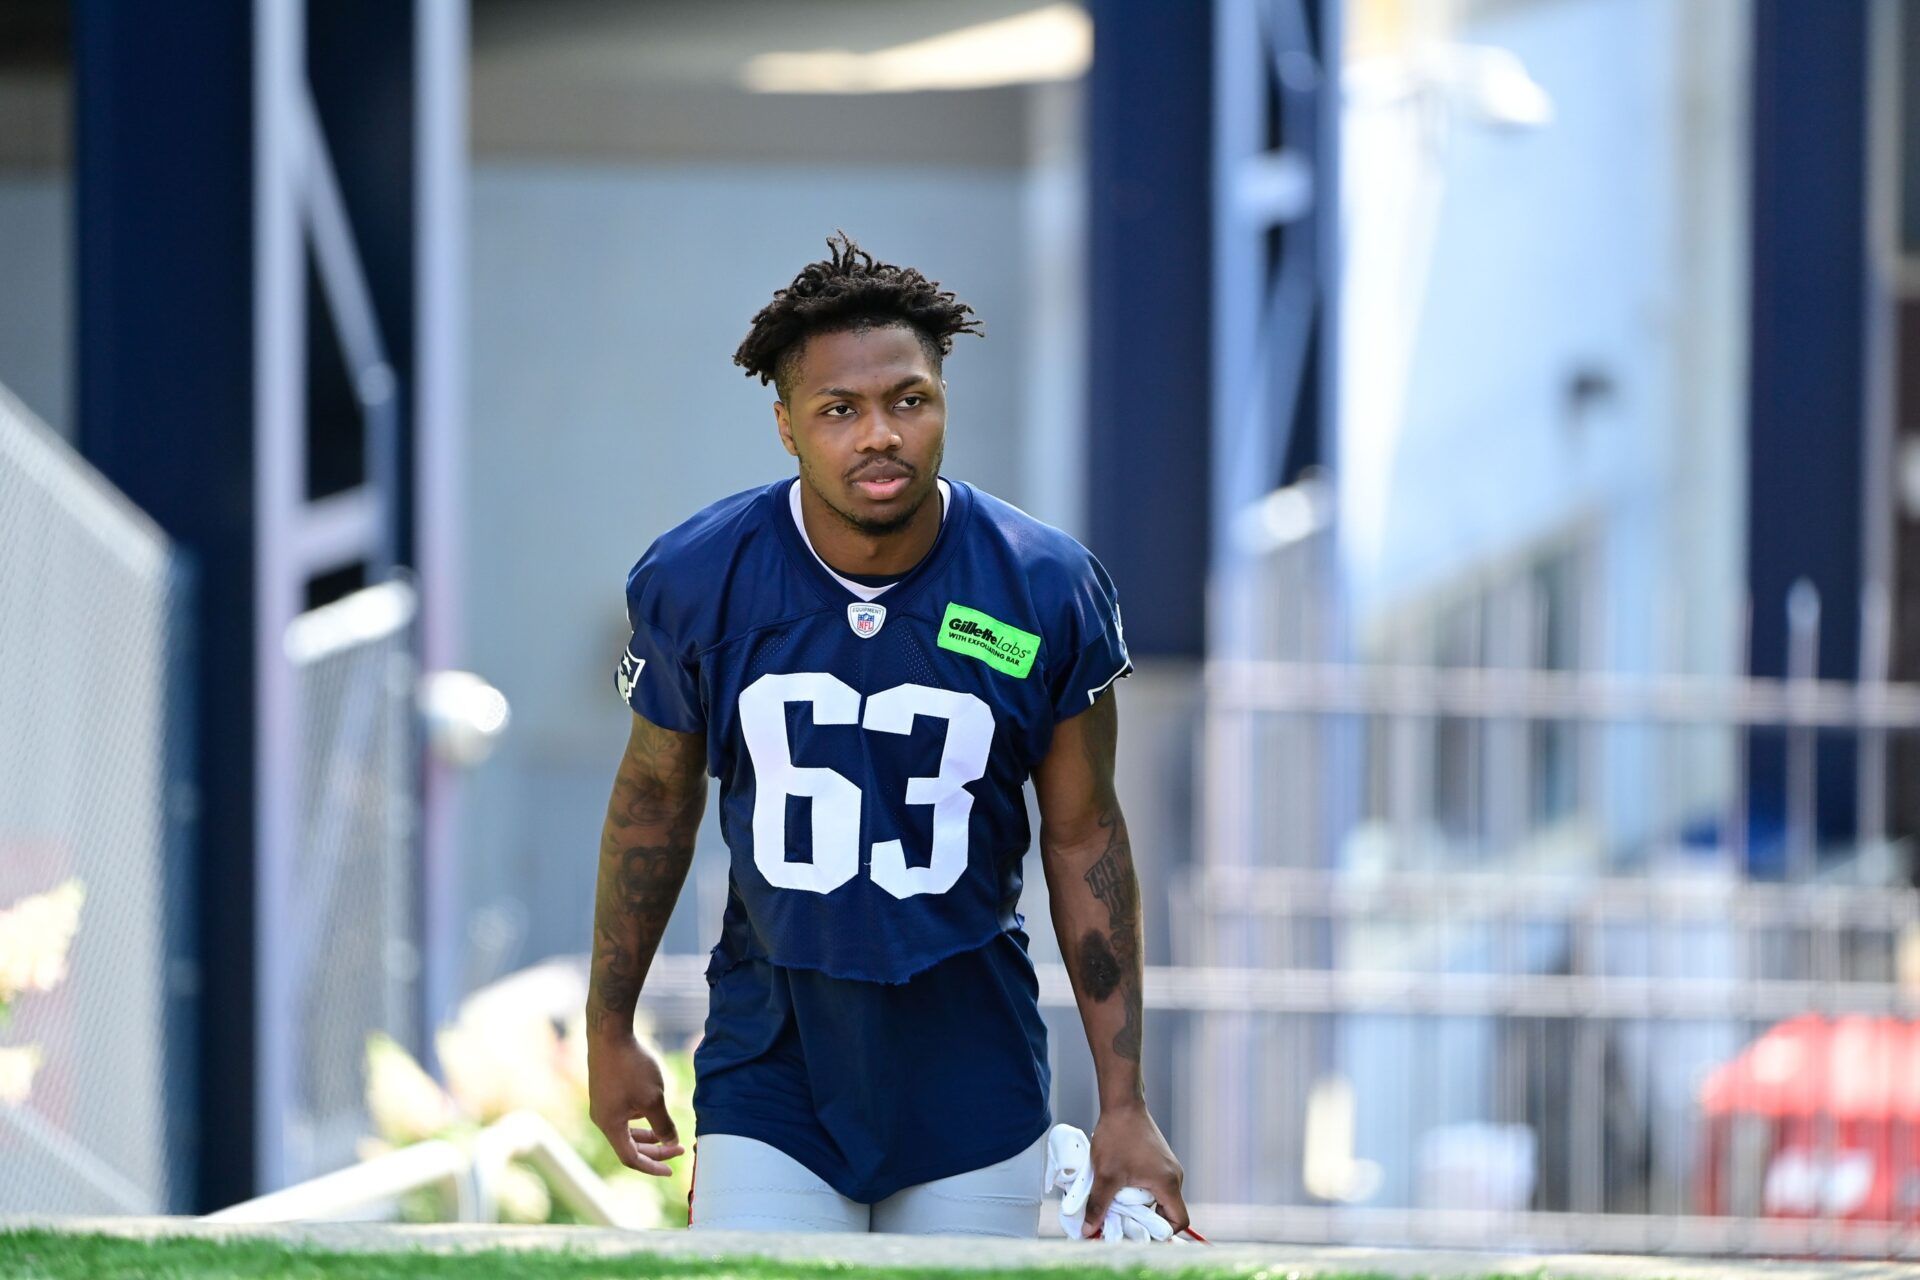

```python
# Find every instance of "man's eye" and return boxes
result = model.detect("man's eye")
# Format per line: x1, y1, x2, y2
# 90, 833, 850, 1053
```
824, 404, 853, 417
898, 395, 923, 409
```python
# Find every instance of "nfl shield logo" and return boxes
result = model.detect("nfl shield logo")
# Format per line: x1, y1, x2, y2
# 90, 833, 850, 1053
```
847, 602, 887, 639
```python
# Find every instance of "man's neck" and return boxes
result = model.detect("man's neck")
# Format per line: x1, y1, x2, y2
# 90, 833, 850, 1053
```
797, 476, 944, 578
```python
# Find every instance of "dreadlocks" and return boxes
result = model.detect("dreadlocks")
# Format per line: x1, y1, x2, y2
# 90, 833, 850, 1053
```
732, 231, 984, 402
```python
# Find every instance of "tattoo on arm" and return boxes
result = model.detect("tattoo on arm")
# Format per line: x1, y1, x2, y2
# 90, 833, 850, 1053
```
1080, 813, 1144, 1061
1073, 691, 1144, 1062
586, 717, 707, 1038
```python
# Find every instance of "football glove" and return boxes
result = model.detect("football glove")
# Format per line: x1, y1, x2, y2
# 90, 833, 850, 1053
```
1042, 1121, 1197, 1244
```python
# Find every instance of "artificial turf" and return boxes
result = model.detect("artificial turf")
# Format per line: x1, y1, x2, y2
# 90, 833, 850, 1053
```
0, 1229, 1398, 1280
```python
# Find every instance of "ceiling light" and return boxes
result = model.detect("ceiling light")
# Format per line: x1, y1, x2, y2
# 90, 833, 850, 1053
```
741, 4, 1090, 95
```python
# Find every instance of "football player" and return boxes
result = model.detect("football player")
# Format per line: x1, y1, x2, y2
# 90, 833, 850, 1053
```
584, 233, 1187, 1237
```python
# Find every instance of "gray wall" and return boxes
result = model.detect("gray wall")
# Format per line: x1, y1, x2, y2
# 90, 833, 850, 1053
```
0, 175, 71, 439
0, 64, 71, 438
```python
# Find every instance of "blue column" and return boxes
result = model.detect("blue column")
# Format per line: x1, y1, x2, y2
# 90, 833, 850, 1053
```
1085, 1, 1213, 658
73, 0, 255, 1212
1745, 0, 1869, 862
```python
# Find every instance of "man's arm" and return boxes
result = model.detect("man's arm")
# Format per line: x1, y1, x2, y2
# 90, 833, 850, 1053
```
584, 710, 707, 1175
1032, 685, 1188, 1235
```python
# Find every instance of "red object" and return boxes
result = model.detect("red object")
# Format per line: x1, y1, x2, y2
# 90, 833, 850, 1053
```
686, 1141, 698, 1227
1086, 1218, 1210, 1243
1697, 1015, 1920, 1222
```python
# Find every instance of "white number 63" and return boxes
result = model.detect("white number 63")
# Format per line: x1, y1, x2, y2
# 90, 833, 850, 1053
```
737, 671, 994, 899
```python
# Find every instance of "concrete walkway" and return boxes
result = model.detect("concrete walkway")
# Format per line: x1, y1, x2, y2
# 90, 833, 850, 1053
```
7, 1216, 1920, 1280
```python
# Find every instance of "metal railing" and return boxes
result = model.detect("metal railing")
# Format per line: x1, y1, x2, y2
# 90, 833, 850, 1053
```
1181, 648, 1920, 1258
204, 1109, 633, 1227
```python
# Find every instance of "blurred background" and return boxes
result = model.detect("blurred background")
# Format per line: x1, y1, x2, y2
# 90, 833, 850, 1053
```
3, 0, 1920, 1256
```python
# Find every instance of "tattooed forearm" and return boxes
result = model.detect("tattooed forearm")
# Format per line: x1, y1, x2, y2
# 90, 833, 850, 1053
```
1038, 687, 1148, 1080
586, 717, 707, 1039
1080, 808, 1144, 1062
586, 839, 689, 1034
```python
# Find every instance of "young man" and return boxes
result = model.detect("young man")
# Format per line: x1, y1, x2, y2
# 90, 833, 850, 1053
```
584, 234, 1186, 1237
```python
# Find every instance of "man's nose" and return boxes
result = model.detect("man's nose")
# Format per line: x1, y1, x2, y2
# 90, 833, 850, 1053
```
857, 408, 904, 449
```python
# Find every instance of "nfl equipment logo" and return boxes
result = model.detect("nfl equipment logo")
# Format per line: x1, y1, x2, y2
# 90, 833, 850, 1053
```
847, 602, 887, 639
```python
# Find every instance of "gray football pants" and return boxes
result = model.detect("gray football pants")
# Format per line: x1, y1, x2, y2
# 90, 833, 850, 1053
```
687, 1131, 1047, 1236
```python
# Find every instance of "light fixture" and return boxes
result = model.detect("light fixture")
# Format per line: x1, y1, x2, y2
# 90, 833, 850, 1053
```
419, 670, 512, 768
741, 4, 1090, 95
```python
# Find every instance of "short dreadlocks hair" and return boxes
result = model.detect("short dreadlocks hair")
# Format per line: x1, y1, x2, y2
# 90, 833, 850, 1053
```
732, 231, 983, 403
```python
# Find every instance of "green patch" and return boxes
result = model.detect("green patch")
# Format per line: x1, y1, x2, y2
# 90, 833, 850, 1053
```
937, 603, 1041, 679
0, 1228, 1407, 1280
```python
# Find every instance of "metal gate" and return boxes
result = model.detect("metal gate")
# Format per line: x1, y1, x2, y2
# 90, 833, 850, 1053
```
266, 580, 421, 1188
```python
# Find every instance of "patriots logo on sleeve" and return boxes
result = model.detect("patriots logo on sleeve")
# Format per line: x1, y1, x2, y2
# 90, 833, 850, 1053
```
617, 646, 645, 705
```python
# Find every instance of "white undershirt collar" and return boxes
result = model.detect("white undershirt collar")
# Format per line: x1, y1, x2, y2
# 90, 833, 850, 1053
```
789, 475, 950, 602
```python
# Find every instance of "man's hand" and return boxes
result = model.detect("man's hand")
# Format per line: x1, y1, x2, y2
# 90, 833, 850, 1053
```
586, 1030, 686, 1176
1084, 1100, 1188, 1237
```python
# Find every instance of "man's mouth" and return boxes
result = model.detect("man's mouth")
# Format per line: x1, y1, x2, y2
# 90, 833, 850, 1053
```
851, 465, 912, 501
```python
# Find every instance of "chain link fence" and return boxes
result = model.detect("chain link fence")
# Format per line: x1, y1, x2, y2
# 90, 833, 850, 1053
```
272, 580, 422, 1188
0, 382, 195, 1214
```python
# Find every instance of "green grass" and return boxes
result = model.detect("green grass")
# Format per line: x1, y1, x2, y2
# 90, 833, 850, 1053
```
0, 1230, 1394, 1280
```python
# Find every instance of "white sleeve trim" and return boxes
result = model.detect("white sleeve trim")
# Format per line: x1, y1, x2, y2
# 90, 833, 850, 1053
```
1085, 658, 1133, 705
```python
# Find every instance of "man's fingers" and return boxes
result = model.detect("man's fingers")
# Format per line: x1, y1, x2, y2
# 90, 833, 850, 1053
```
628, 1125, 687, 1152
628, 1150, 676, 1176
600, 1116, 679, 1176
1082, 1172, 1120, 1237
646, 1103, 680, 1146
1152, 1182, 1191, 1234
634, 1140, 685, 1164
600, 1119, 648, 1174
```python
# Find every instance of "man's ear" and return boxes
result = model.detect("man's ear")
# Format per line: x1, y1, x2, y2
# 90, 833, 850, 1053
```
774, 400, 799, 457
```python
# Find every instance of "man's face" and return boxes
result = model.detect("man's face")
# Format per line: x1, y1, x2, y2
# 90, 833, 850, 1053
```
774, 323, 946, 536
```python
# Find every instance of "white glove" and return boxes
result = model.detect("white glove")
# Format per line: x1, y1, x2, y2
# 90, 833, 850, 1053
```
1099, 1185, 1176, 1243
1042, 1122, 1179, 1243
1043, 1122, 1093, 1238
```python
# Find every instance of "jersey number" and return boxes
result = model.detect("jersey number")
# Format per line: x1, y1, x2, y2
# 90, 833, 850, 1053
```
737, 672, 994, 898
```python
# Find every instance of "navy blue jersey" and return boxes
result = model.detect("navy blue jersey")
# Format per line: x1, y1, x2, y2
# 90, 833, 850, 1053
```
617, 473, 1130, 1200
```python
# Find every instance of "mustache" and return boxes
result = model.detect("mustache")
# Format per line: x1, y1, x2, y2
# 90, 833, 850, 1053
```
848, 461, 915, 481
